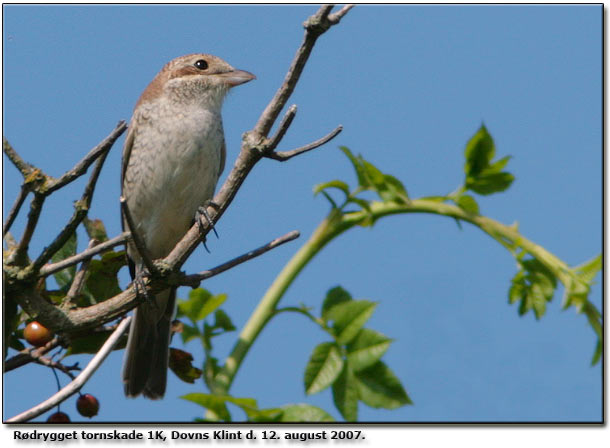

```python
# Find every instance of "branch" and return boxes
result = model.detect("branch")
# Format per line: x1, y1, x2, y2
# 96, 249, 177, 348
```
3, 136, 35, 178
3, 337, 63, 373
165, 4, 353, 270
33, 357, 80, 380
44, 121, 127, 195
265, 105, 297, 152
6, 316, 131, 423
31, 147, 111, 272
39, 232, 130, 277
11, 193, 45, 266
328, 4, 354, 24
265, 125, 343, 161
253, 5, 348, 138
6, 5, 353, 336
3, 184, 30, 237
65, 239, 99, 305
181, 230, 300, 287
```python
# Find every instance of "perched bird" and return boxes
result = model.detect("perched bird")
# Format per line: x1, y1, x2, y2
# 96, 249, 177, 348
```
121, 54, 255, 399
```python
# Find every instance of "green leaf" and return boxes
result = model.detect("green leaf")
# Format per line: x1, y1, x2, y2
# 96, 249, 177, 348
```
332, 365, 359, 421
326, 300, 377, 345
573, 254, 602, 284
346, 328, 392, 371
509, 259, 557, 319
464, 124, 495, 177
321, 286, 352, 321
361, 159, 386, 189
51, 232, 77, 288
466, 171, 514, 195
280, 404, 335, 422
591, 339, 602, 366
83, 217, 109, 242
245, 407, 284, 422
65, 329, 121, 356
180, 393, 231, 421
177, 289, 226, 323
455, 194, 479, 214
313, 180, 350, 198
304, 342, 344, 395
213, 309, 235, 332
355, 361, 412, 409
179, 322, 201, 344
487, 155, 512, 173
339, 146, 371, 189
83, 250, 125, 303
383, 174, 409, 202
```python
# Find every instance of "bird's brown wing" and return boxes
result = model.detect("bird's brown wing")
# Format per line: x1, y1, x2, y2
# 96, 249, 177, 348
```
120, 119, 137, 279
219, 135, 226, 176
120, 119, 136, 195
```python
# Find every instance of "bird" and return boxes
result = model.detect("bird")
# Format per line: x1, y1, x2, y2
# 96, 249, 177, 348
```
121, 54, 255, 399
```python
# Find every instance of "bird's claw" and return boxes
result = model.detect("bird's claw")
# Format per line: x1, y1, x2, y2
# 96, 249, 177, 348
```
134, 265, 158, 310
196, 201, 220, 253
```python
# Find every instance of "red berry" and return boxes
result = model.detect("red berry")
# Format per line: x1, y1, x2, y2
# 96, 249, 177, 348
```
76, 394, 99, 418
47, 411, 70, 422
24, 321, 53, 347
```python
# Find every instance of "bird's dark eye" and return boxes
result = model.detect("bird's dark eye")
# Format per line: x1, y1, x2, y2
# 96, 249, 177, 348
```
194, 59, 208, 70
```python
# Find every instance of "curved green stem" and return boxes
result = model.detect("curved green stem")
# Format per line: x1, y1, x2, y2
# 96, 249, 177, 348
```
214, 197, 597, 394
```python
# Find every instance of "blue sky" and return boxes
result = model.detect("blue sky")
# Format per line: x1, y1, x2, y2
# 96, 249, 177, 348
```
2, 4, 602, 423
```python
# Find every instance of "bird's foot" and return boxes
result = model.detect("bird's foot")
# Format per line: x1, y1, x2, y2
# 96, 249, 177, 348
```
196, 201, 220, 253
134, 266, 157, 310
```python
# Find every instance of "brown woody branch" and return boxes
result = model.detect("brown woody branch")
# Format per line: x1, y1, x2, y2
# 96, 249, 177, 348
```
265, 125, 343, 161
45, 121, 127, 195
31, 147, 111, 272
3, 184, 30, 237
7, 5, 352, 335
3, 337, 63, 373
6, 316, 131, 423
182, 230, 300, 287
39, 232, 130, 277
165, 4, 351, 269
3, 136, 35, 178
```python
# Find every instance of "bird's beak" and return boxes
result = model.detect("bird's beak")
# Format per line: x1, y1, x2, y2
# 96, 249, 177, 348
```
217, 69, 256, 87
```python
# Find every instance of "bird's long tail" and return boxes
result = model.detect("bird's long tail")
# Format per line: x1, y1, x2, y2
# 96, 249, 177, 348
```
122, 288, 175, 399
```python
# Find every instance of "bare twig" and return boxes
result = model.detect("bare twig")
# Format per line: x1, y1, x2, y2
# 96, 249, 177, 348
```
6, 5, 353, 335
253, 5, 343, 138
3, 337, 63, 373
266, 105, 297, 152
266, 125, 343, 161
6, 316, 131, 423
3, 136, 35, 178
328, 4, 354, 23
40, 232, 130, 277
165, 4, 352, 270
3, 184, 30, 237
31, 149, 110, 272
120, 197, 158, 276
65, 239, 99, 305
12, 193, 45, 266
33, 357, 80, 380
45, 121, 127, 195
182, 230, 300, 287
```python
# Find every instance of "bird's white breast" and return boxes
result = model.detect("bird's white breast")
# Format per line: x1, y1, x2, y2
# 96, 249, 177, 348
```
123, 98, 224, 259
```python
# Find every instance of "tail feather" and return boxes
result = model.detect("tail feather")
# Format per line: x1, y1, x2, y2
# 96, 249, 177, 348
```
122, 288, 175, 399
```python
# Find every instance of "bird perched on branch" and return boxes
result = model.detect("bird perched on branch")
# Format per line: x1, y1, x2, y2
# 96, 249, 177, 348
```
121, 54, 255, 399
